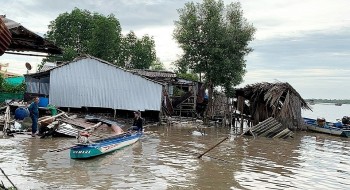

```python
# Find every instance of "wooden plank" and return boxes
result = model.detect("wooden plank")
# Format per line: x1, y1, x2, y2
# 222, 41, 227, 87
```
273, 128, 290, 138
39, 112, 66, 123
59, 118, 92, 129
266, 125, 286, 138
259, 124, 282, 137
251, 117, 274, 131
254, 120, 279, 134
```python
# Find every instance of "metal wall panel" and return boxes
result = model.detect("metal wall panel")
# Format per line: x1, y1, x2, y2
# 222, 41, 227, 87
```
49, 58, 163, 111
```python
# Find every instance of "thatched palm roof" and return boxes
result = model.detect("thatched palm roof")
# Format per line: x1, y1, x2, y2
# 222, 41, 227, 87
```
236, 82, 311, 129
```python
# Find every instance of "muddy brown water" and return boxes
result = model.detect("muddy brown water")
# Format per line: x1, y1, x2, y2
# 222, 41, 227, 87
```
0, 125, 350, 190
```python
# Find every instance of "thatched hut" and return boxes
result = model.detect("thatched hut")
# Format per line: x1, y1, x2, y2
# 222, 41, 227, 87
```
235, 82, 311, 129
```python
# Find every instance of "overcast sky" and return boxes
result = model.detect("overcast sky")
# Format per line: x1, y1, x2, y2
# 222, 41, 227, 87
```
1, 0, 350, 99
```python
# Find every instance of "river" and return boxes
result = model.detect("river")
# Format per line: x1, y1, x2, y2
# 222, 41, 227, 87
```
0, 104, 349, 189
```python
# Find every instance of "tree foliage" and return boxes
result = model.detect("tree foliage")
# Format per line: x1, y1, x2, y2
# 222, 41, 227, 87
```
173, 0, 255, 97
43, 8, 156, 69
150, 58, 165, 71
118, 31, 157, 69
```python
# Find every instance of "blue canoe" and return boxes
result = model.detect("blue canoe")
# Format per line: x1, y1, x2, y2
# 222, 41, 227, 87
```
303, 118, 350, 138
70, 132, 142, 159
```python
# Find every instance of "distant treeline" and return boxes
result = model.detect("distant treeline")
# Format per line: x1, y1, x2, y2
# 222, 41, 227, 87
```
305, 99, 350, 104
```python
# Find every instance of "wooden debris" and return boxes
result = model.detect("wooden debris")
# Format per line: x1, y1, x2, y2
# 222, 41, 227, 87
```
59, 118, 94, 129
38, 112, 66, 124
244, 117, 294, 139
1, 106, 10, 135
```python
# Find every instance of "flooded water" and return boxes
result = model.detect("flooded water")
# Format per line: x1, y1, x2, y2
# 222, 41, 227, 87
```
1, 105, 350, 189
303, 103, 350, 122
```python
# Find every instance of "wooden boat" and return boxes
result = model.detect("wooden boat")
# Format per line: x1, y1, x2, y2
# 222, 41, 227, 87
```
70, 132, 142, 159
303, 118, 350, 137
335, 103, 342, 106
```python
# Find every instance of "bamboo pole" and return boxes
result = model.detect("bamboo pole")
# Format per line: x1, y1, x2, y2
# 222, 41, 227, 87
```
0, 168, 17, 189
197, 136, 229, 159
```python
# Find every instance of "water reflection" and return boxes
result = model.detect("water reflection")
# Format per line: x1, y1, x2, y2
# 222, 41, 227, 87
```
0, 126, 349, 189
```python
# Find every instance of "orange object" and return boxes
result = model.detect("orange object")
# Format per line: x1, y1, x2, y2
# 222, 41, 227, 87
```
79, 131, 90, 137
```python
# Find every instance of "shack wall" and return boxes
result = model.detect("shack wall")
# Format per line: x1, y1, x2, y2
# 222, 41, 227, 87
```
49, 58, 163, 111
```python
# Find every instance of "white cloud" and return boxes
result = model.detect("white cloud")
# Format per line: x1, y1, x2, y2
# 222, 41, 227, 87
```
237, 0, 350, 39
133, 26, 182, 69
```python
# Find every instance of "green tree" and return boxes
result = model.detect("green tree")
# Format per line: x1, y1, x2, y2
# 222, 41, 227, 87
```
43, 8, 122, 64
174, 0, 255, 121
150, 58, 165, 70
119, 31, 157, 69
173, 57, 199, 81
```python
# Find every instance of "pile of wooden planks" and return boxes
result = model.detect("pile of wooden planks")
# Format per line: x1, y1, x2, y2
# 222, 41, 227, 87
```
244, 117, 294, 139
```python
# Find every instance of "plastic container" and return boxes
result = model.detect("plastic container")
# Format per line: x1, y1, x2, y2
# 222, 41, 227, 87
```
14, 107, 29, 120
47, 104, 57, 116
38, 97, 49, 107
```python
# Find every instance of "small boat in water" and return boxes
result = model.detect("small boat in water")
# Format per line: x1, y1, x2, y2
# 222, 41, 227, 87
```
335, 103, 342, 106
70, 132, 142, 159
303, 118, 350, 137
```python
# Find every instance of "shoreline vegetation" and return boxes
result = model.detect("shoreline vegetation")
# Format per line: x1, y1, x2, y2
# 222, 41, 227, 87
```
305, 99, 350, 104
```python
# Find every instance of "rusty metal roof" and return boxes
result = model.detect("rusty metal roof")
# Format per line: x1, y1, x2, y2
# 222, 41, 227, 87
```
0, 16, 62, 55
0, 16, 12, 56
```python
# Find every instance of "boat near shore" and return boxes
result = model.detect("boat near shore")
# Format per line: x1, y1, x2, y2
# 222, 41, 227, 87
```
70, 132, 142, 159
303, 117, 350, 137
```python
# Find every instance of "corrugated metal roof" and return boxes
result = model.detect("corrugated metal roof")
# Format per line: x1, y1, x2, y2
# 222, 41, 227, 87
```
132, 69, 176, 78
49, 57, 163, 111
40, 62, 57, 72
28, 55, 164, 85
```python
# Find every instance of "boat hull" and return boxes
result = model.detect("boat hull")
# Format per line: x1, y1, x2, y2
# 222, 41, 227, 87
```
304, 118, 350, 138
70, 132, 142, 159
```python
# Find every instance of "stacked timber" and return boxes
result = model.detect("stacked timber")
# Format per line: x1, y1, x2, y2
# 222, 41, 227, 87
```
244, 117, 294, 139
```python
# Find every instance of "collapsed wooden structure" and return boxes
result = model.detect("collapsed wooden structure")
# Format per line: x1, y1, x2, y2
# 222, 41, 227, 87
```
244, 117, 294, 139
235, 82, 311, 129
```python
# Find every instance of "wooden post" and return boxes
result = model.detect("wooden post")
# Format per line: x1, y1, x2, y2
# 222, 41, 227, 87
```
113, 109, 116, 119
240, 114, 244, 133
237, 96, 245, 133
68, 107, 71, 113
3, 106, 10, 136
